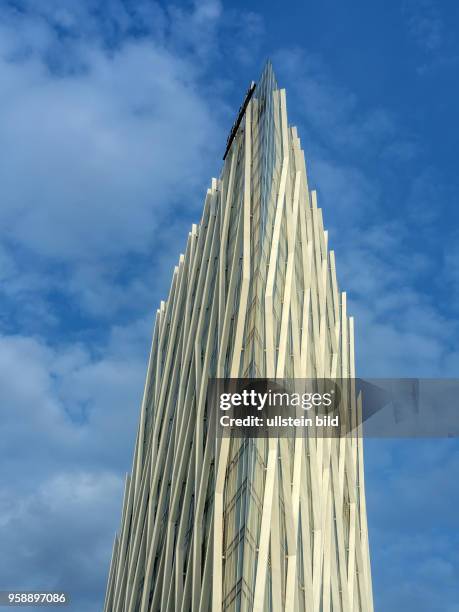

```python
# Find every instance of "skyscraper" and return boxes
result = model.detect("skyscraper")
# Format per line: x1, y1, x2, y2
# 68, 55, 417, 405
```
104, 63, 373, 612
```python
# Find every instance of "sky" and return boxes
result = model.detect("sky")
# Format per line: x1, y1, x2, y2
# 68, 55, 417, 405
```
0, 0, 458, 610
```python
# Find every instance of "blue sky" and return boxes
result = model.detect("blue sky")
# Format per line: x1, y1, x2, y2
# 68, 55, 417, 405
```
0, 1, 458, 610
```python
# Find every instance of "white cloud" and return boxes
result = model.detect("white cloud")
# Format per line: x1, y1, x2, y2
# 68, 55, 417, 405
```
0, 0, 236, 326
273, 47, 407, 159
0, 38, 222, 261
0, 470, 123, 611
0, 325, 147, 610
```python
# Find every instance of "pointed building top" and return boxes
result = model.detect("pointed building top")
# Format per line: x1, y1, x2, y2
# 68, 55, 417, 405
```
254, 60, 278, 101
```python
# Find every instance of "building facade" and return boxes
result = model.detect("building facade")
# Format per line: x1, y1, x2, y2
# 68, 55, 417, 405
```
104, 63, 373, 612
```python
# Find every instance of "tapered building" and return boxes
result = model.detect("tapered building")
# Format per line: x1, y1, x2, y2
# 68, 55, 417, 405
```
104, 63, 373, 612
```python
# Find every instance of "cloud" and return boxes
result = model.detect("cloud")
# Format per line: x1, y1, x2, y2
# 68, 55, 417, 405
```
401, 1, 459, 76
0, 324, 147, 610
0, 323, 147, 476
403, 0, 444, 53
0, 34, 222, 261
0, 0, 268, 328
0, 470, 123, 609
273, 47, 407, 160
312, 159, 380, 225
0, 0, 238, 331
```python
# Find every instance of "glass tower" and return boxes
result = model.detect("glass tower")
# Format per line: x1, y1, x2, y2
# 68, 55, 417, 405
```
104, 63, 373, 612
